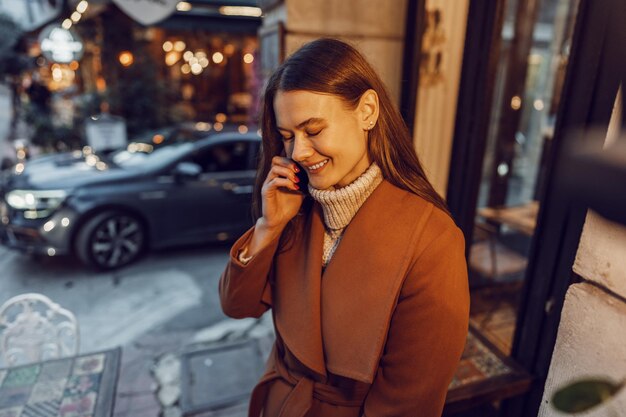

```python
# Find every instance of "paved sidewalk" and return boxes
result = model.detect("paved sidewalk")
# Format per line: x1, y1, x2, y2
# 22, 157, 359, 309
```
114, 313, 274, 417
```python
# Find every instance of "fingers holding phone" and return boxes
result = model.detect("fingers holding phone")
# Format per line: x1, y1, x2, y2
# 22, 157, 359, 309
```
293, 161, 309, 194
260, 156, 307, 229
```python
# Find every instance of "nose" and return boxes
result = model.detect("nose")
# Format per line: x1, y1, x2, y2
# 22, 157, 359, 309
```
291, 135, 314, 162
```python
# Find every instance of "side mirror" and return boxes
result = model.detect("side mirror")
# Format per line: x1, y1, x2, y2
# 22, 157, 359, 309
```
173, 161, 201, 181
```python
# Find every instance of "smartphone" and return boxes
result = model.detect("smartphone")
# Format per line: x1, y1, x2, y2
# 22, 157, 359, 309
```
293, 161, 309, 195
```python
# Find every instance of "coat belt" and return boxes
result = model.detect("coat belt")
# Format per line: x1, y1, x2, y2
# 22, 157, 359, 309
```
248, 346, 369, 417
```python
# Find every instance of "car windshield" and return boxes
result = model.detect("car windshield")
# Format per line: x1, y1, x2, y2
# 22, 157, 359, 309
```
109, 142, 194, 168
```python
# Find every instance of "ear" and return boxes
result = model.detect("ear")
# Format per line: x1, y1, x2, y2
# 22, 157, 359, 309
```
358, 89, 380, 131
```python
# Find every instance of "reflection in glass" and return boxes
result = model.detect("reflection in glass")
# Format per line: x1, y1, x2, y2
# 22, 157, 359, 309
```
469, 0, 581, 356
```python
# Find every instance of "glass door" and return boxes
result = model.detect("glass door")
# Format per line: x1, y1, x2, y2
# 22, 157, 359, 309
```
467, 0, 580, 355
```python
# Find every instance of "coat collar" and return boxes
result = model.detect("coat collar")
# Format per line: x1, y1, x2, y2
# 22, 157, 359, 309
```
272, 180, 433, 383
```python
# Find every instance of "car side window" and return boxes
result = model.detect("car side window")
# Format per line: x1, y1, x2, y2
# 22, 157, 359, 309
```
248, 142, 261, 170
191, 141, 251, 173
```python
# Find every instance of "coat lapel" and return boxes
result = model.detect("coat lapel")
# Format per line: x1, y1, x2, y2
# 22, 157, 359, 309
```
273, 205, 327, 378
321, 181, 433, 383
273, 181, 433, 384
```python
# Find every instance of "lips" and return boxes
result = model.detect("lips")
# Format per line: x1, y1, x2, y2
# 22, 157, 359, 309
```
306, 159, 329, 172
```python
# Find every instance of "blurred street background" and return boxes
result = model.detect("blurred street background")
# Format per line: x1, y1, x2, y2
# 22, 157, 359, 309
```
1, 0, 625, 417
0, 241, 236, 416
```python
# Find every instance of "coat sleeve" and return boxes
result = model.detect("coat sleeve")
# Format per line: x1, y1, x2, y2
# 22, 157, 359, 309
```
219, 226, 282, 319
362, 223, 470, 417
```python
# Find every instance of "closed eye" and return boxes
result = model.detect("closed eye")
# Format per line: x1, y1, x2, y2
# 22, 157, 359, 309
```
277, 130, 293, 141
306, 129, 322, 137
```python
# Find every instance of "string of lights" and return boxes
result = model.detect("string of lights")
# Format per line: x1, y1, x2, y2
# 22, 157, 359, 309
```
162, 40, 255, 76
62, 0, 89, 30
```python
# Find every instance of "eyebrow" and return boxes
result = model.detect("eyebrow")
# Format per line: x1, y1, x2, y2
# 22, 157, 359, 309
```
276, 117, 326, 131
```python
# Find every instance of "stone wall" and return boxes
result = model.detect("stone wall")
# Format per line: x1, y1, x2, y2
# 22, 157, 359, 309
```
538, 213, 626, 416
538, 91, 626, 416
282, 0, 407, 105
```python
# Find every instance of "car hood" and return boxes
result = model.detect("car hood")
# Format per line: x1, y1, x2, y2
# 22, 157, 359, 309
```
6, 152, 142, 190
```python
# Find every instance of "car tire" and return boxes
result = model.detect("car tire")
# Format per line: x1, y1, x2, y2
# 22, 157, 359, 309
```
75, 211, 146, 270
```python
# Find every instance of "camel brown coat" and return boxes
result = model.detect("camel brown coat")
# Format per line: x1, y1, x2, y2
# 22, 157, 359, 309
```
219, 180, 470, 417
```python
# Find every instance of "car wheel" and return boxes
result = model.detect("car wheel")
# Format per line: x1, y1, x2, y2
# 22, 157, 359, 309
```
76, 211, 146, 270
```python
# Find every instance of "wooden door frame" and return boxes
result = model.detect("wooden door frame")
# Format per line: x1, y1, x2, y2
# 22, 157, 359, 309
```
445, 0, 506, 250
400, 0, 427, 132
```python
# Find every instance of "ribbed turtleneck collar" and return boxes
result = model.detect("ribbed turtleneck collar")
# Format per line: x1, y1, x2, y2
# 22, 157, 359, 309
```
308, 163, 383, 231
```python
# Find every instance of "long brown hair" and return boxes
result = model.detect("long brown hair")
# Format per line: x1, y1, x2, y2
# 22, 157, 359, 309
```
254, 38, 449, 221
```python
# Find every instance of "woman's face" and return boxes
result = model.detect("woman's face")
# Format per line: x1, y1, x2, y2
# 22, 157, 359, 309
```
274, 90, 372, 190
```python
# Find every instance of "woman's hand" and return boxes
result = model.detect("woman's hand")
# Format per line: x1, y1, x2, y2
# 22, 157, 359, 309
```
260, 156, 305, 230
243, 157, 305, 257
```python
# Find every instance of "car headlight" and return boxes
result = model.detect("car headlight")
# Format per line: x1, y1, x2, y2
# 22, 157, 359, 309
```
5, 189, 68, 212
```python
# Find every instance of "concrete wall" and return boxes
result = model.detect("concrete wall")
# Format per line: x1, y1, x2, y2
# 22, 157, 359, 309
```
281, 0, 407, 105
539, 282, 626, 416
260, 1, 406, 104
538, 90, 626, 416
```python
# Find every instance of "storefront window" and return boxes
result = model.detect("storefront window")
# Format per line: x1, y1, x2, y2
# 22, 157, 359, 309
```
469, 0, 580, 355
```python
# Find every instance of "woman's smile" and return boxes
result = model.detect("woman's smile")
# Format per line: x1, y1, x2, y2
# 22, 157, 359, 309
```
305, 159, 329, 173
273, 90, 371, 189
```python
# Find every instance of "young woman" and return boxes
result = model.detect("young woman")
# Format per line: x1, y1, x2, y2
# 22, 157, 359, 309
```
220, 38, 469, 417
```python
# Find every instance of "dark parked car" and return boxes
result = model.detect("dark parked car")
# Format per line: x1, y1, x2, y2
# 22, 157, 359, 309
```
0, 131, 261, 269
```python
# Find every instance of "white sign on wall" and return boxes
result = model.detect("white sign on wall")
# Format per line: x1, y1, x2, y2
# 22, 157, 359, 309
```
85, 114, 128, 152
0, 0, 62, 31
38, 24, 84, 64
112, 0, 179, 26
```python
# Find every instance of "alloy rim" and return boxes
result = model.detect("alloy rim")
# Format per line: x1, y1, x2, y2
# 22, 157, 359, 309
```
91, 216, 143, 268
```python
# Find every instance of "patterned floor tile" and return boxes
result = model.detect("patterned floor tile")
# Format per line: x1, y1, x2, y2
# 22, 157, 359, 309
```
72, 355, 105, 377
460, 338, 481, 359
0, 351, 116, 417
3, 366, 41, 388
59, 391, 97, 417
449, 331, 515, 390
449, 359, 486, 388
472, 350, 511, 378
64, 374, 101, 398
29, 378, 67, 403
22, 399, 61, 417
39, 360, 73, 382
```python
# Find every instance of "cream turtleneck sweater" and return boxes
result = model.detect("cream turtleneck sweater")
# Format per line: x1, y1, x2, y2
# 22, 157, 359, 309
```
309, 163, 383, 267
